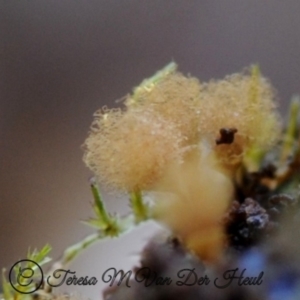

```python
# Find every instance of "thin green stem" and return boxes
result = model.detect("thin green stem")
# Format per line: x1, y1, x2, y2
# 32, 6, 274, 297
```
46, 233, 103, 283
280, 95, 300, 163
249, 64, 260, 105
130, 189, 148, 223
131, 62, 177, 101
90, 182, 111, 226
48, 214, 136, 274
61, 233, 102, 266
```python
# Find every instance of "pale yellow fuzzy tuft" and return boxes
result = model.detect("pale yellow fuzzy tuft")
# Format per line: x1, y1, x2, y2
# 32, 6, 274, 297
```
126, 71, 202, 145
152, 150, 234, 262
198, 67, 281, 164
83, 65, 282, 191
83, 107, 185, 191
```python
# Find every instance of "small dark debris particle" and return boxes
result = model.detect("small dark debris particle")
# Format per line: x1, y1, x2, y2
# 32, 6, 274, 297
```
216, 128, 238, 145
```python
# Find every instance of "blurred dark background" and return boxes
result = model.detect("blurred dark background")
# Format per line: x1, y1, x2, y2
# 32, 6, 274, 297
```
2, 1, 300, 298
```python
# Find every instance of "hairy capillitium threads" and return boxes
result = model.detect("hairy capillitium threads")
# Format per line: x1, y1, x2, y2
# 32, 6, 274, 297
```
126, 69, 202, 145
83, 65, 282, 192
198, 67, 281, 165
83, 107, 185, 191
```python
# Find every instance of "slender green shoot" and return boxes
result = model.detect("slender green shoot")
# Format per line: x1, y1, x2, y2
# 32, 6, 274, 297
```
130, 189, 149, 223
280, 95, 300, 163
